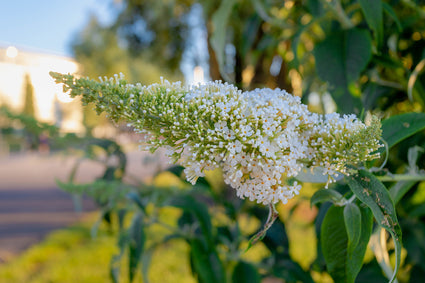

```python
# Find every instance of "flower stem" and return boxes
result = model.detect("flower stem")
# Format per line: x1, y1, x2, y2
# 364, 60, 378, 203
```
245, 203, 279, 251
346, 194, 357, 204
320, 0, 354, 29
377, 174, 425, 182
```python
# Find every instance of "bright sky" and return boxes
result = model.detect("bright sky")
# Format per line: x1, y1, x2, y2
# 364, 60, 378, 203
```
0, 0, 116, 58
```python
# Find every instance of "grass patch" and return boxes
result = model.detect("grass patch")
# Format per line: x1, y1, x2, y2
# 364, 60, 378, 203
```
0, 213, 195, 283
0, 180, 322, 283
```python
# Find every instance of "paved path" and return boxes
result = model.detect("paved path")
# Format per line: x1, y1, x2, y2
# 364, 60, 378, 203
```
0, 188, 95, 262
0, 150, 168, 263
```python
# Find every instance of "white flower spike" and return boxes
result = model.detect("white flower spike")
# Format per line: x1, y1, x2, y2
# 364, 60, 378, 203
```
51, 72, 383, 205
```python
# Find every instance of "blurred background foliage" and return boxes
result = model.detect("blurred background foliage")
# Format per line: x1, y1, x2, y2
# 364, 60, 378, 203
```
1, 0, 425, 282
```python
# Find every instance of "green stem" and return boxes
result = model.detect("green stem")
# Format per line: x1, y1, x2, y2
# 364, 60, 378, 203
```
245, 203, 278, 251
401, 0, 425, 18
377, 174, 425, 182
346, 194, 357, 204
320, 0, 354, 29
155, 220, 194, 239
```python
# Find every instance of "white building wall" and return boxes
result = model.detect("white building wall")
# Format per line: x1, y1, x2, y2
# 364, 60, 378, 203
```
0, 46, 83, 133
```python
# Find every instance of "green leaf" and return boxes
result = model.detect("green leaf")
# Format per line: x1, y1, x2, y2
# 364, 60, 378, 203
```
232, 261, 261, 283
381, 112, 425, 148
110, 231, 129, 283
347, 170, 402, 283
307, 0, 324, 16
296, 167, 343, 183
263, 218, 315, 282
190, 239, 226, 283
407, 146, 424, 173
291, 28, 303, 68
372, 54, 404, 69
164, 165, 184, 177
314, 29, 372, 86
321, 205, 372, 283
311, 189, 345, 207
117, 209, 127, 231
127, 191, 145, 212
128, 213, 145, 282
409, 204, 425, 217
56, 180, 88, 194
261, 218, 289, 255
344, 203, 362, 249
141, 246, 154, 283
241, 15, 261, 57
362, 82, 392, 111
170, 195, 213, 244
353, 206, 373, 281
92, 210, 109, 238
344, 204, 373, 282
401, 219, 425, 276
140, 235, 183, 283
210, 0, 237, 80
314, 28, 372, 113
382, 2, 402, 32
358, 0, 383, 47
390, 181, 417, 204
273, 258, 315, 283
110, 254, 122, 283
356, 259, 389, 283
250, 0, 288, 28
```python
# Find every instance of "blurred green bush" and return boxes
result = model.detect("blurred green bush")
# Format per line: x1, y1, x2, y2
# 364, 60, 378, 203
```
2, 0, 425, 282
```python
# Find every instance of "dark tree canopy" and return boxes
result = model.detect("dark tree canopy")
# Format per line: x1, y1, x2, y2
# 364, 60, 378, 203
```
22, 73, 35, 118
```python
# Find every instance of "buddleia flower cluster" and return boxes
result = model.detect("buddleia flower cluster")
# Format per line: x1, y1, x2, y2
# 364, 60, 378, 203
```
50, 72, 382, 205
